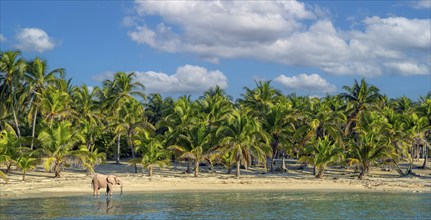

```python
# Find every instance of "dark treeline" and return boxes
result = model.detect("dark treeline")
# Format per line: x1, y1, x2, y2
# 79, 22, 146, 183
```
1, 50, 430, 181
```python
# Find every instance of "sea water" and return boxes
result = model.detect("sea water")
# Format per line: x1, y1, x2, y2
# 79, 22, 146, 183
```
1, 191, 430, 219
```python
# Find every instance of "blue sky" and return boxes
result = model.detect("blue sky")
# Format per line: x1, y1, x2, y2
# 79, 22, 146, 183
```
1, 0, 430, 99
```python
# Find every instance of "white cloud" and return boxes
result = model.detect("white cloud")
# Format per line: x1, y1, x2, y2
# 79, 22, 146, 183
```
93, 65, 228, 94
127, 1, 430, 77
274, 74, 336, 95
411, 0, 431, 9
15, 28, 56, 52
0, 34, 6, 42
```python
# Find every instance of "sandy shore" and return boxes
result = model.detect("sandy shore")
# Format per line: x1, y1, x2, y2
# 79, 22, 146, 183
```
1, 160, 430, 199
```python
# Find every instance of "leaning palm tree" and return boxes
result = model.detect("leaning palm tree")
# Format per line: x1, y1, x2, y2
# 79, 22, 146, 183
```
300, 137, 344, 178
217, 109, 270, 178
38, 121, 85, 178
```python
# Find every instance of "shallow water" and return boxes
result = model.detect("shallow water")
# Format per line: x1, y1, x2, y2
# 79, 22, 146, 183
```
1, 191, 430, 219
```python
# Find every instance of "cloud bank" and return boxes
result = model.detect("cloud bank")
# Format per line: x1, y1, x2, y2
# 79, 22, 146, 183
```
127, 0, 430, 77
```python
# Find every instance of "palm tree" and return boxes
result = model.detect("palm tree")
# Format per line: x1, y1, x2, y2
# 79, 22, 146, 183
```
0, 50, 27, 137
348, 112, 391, 179
379, 105, 414, 176
169, 122, 213, 177
145, 93, 165, 125
417, 97, 431, 168
238, 81, 282, 119
349, 133, 391, 179
0, 123, 22, 174
25, 57, 64, 149
219, 150, 236, 174
74, 145, 106, 175
114, 98, 155, 172
16, 154, 39, 181
217, 109, 270, 177
340, 79, 382, 136
72, 85, 102, 150
162, 96, 199, 172
132, 137, 170, 177
38, 85, 76, 126
38, 121, 85, 178
408, 112, 430, 162
300, 136, 344, 178
263, 102, 296, 172
199, 86, 233, 126
102, 72, 145, 164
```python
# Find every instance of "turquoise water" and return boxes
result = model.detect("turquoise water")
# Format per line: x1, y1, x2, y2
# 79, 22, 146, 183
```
1, 191, 430, 219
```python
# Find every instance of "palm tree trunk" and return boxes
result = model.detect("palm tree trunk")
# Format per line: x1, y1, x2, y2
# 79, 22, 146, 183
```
236, 161, 240, 178
129, 136, 137, 173
149, 166, 153, 177
10, 84, 21, 138
358, 164, 368, 180
194, 160, 199, 177
22, 171, 26, 181
5, 163, 12, 174
12, 107, 21, 138
54, 163, 61, 178
129, 135, 136, 158
116, 135, 121, 164
421, 146, 428, 169
316, 168, 324, 179
280, 154, 288, 173
31, 109, 38, 150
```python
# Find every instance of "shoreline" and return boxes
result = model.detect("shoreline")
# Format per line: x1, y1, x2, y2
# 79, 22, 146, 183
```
1, 161, 430, 199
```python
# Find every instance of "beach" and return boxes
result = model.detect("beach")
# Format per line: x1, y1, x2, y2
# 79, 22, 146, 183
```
1, 160, 430, 199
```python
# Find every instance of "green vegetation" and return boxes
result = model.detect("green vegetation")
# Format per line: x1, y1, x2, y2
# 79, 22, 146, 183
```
0, 50, 430, 180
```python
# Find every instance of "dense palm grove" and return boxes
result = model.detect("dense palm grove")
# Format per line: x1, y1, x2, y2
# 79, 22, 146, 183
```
1, 50, 430, 182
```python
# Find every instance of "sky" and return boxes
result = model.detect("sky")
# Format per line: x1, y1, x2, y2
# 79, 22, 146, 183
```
1, 0, 430, 99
